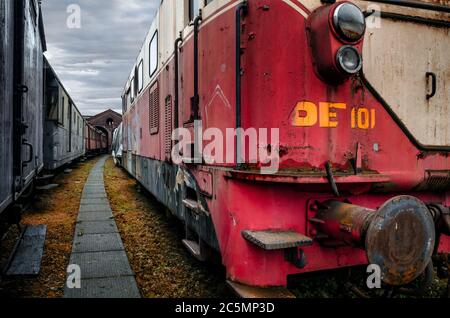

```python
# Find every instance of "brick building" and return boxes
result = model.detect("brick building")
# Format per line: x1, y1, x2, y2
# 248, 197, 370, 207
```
85, 109, 122, 151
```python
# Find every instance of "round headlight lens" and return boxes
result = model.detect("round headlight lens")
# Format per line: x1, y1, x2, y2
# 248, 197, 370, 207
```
336, 45, 362, 74
333, 3, 366, 42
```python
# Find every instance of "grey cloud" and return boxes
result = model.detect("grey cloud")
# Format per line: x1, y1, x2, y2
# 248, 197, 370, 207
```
42, 0, 159, 115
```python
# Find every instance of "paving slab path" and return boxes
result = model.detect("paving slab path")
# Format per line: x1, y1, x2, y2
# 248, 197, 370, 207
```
64, 156, 140, 298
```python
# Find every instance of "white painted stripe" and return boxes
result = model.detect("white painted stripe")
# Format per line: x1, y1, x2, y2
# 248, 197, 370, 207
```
282, 0, 309, 18
182, 0, 245, 43
295, 0, 322, 13
203, 0, 245, 28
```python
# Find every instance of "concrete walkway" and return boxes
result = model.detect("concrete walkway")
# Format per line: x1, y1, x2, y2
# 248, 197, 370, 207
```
64, 156, 140, 298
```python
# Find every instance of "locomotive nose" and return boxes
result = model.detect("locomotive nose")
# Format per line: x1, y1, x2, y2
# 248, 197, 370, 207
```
312, 196, 436, 286
365, 196, 435, 286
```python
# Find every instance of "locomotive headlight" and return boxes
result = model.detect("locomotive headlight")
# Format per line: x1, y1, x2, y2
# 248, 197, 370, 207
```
336, 45, 362, 74
332, 3, 366, 42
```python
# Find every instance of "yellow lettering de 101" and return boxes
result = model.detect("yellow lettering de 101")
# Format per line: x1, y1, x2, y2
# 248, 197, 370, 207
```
291, 101, 375, 129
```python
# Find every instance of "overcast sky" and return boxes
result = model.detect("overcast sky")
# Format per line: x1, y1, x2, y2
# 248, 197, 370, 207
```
42, 0, 159, 116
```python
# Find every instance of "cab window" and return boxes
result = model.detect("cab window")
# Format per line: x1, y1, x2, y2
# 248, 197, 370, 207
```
149, 31, 158, 77
189, 0, 200, 21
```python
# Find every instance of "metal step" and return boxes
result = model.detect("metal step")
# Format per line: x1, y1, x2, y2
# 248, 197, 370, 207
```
182, 239, 205, 261
36, 174, 55, 185
242, 230, 313, 250
227, 280, 295, 298
4, 225, 47, 276
36, 184, 59, 191
183, 199, 209, 215
182, 199, 199, 211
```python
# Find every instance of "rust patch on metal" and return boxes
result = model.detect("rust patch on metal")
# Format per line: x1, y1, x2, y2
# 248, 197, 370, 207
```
366, 196, 435, 286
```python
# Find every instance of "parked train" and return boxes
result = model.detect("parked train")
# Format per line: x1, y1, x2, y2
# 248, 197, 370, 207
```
43, 58, 107, 166
0, 0, 107, 238
120, 0, 450, 296
85, 123, 108, 157
44, 58, 86, 170
0, 0, 46, 233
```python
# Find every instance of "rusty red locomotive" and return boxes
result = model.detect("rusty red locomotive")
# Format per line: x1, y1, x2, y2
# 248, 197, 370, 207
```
121, 0, 450, 295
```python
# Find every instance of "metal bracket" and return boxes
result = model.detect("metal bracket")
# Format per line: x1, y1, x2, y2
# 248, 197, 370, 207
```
363, 10, 376, 18
22, 140, 34, 167
426, 72, 437, 100
285, 248, 307, 269
15, 84, 28, 94
325, 161, 340, 197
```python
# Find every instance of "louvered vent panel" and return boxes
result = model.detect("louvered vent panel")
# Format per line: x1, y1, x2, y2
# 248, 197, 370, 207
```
416, 170, 450, 191
149, 82, 159, 135
164, 95, 173, 158
425, 171, 450, 190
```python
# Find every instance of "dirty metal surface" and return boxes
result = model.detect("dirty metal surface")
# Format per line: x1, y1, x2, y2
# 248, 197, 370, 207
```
227, 280, 295, 299
242, 230, 313, 250
5, 225, 47, 276
362, 13, 450, 148
366, 196, 436, 286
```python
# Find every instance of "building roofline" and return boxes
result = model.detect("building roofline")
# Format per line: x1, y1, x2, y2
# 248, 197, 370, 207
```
86, 109, 123, 121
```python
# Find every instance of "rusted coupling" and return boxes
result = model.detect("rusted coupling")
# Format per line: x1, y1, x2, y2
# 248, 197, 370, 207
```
311, 196, 436, 286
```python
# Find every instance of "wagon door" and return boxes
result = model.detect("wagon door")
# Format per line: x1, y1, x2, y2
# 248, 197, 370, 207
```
0, 0, 15, 213
12, 0, 45, 195
358, 0, 450, 149
68, 101, 73, 153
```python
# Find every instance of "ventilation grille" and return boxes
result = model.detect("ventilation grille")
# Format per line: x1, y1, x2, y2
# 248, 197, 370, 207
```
416, 170, 450, 191
149, 82, 159, 135
426, 171, 450, 191
164, 95, 173, 158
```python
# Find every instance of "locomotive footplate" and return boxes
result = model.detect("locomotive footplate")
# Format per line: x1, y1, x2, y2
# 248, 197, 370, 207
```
242, 230, 313, 250
309, 195, 439, 286
226, 280, 295, 299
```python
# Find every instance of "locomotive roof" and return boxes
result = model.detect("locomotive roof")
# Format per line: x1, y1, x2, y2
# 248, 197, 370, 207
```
122, 1, 167, 96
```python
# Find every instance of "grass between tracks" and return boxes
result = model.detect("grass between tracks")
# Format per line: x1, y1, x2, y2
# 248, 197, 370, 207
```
0, 157, 99, 298
103, 157, 231, 298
